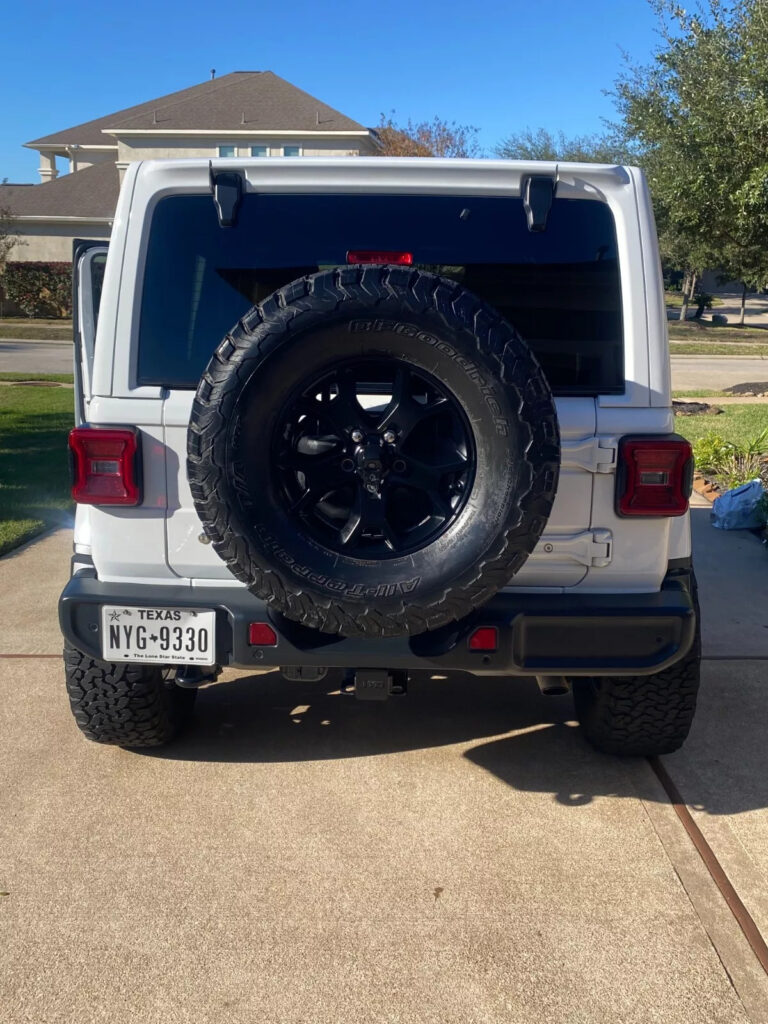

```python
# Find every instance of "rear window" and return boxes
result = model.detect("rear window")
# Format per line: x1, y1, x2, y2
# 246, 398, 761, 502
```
138, 193, 623, 394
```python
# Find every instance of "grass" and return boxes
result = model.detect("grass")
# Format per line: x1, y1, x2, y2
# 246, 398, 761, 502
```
674, 403, 768, 448
665, 291, 723, 308
670, 342, 768, 356
0, 385, 74, 555
0, 318, 72, 341
673, 389, 733, 398
668, 320, 768, 343
0, 372, 74, 384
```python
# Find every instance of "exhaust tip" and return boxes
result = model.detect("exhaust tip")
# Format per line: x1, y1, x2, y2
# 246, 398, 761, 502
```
536, 675, 571, 697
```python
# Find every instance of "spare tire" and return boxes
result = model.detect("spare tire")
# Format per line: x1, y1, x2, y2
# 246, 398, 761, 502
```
188, 265, 559, 638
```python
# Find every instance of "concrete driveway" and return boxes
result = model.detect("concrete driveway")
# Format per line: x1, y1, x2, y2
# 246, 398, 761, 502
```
2, 511, 768, 1023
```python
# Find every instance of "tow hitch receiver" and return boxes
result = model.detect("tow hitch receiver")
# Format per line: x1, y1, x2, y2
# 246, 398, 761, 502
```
341, 669, 408, 700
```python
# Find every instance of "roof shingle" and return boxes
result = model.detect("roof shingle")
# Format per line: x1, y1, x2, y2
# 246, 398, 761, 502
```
26, 72, 368, 148
0, 162, 119, 219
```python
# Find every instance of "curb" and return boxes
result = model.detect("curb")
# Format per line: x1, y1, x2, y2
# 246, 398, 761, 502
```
693, 474, 718, 504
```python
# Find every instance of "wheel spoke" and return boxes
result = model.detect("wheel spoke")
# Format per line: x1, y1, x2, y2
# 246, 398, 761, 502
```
319, 369, 364, 437
406, 450, 468, 485
399, 449, 468, 520
278, 448, 350, 516
379, 367, 448, 439
339, 486, 396, 550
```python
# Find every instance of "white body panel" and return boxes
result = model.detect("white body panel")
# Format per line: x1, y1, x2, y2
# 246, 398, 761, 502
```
75, 157, 685, 593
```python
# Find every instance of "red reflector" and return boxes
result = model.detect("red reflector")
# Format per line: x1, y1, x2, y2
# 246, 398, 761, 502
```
468, 626, 498, 652
69, 427, 140, 506
248, 622, 278, 646
617, 438, 693, 517
346, 250, 413, 265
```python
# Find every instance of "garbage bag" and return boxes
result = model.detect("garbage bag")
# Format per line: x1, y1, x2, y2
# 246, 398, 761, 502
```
711, 479, 767, 530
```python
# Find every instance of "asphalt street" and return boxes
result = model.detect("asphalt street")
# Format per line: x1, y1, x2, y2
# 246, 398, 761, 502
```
1, 339, 767, 393
2, 505, 768, 1023
670, 355, 768, 391
0, 340, 72, 374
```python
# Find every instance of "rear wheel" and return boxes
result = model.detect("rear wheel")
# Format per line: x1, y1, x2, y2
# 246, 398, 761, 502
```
64, 644, 196, 747
572, 587, 701, 756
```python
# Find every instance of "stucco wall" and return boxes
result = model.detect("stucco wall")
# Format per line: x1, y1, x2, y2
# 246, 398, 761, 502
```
115, 134, 378, 163
9, 221, 111, 262
68, 148, 118, 173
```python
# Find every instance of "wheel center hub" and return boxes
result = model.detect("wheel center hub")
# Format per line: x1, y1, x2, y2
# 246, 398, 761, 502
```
355, 440, 385, 494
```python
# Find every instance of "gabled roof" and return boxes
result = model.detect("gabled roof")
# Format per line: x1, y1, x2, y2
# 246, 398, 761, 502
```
26, 72, 369, 148
0, 162, 119, 219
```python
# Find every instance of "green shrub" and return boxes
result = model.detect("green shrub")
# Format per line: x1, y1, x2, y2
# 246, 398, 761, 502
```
1, 261, 71, 318
692, 433, 730, 474
694, 428, 768, 490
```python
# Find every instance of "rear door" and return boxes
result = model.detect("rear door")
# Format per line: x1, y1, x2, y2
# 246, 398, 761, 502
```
163, 393, 602, 587
72, 240, 108, 424
128, 176, 643, 587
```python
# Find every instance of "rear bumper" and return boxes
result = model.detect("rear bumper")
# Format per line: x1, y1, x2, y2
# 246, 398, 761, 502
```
59, 566, 697, 677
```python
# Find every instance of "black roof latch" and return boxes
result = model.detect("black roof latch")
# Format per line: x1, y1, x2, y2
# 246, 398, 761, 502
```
522, 174, 556, 232
209, 162, 243, 228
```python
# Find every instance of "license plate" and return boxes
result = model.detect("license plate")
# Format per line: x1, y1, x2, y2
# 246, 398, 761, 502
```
101, 606, 216, 665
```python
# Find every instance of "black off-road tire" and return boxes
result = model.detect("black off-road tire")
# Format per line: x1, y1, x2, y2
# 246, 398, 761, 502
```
572, 583, 701, 756
64, 644, 196, 747
187, 265, 560, 639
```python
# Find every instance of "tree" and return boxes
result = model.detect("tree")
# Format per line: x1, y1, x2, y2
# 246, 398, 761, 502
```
375, 113, 481, 157
613, 0, 768, 321
495, 126, 634, 164
0, 203, 22, 272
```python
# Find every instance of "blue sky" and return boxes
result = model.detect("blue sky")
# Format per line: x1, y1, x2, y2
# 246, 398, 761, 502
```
1, 0, 661, 183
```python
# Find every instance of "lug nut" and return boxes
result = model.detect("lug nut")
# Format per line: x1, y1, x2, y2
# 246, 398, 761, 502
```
341, 457, 355, 472
350, 429, 364, 443
382, 429, 396, 444
392, 458, 407, 473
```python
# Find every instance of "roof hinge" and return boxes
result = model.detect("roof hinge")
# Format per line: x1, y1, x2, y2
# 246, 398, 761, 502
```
522, 171, 557, 232
209, 161, 243, 228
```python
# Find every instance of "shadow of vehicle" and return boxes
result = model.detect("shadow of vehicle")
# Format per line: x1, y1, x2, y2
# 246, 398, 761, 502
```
140, 663, 768, 818
146, 670, 574, 765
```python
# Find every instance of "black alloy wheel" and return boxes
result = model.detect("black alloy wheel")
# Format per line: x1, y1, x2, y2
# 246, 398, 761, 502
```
272, 358, 475, 559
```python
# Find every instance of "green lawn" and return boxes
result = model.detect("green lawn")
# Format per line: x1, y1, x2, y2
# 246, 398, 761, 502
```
0, 385, 74, 555
674, 403, 768, 447
0, 372, 74, 384
670, 342, 768, 356
0, 318, 72, 341
665, 291, 723, 308
668, 320, 768, 343
673, 389, 733, 398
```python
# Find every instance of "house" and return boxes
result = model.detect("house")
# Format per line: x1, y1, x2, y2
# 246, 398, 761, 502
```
1, 72, 379, 263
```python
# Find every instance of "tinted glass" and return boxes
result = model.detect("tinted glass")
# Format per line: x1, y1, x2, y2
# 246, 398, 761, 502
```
138, 193, 623, 393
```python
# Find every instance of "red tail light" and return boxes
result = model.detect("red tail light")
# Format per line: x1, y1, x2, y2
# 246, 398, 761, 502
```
617, 436, 693, 517
69, 427, 140, 506
347, 250, 413, 265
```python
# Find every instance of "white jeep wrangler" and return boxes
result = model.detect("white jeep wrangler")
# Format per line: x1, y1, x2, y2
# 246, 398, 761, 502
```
60, 157, 699, 755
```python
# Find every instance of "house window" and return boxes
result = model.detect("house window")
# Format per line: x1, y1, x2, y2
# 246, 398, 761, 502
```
218, 145, 236, 158
251, 145, 269, 157
283, 145, 301, 157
